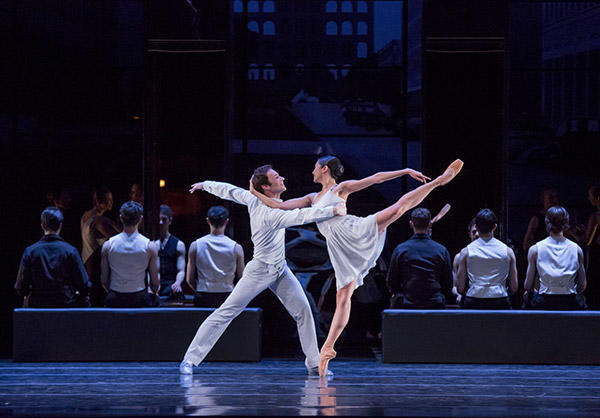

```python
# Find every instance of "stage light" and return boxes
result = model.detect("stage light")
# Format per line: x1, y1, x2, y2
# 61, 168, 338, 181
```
132, 115, 140, 120
159, 179, 166, 188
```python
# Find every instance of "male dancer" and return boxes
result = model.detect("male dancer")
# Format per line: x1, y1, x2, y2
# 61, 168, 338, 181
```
153, 204, 186, 302
180, 165, 346, 375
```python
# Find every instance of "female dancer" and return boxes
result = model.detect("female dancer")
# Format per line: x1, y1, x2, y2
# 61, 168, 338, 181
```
81, 187, 121, 306
250, 156, 463, 375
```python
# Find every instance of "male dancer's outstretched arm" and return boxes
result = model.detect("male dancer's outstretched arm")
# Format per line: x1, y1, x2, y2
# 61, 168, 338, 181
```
193, 179, 346, 221
190, 180, 255, 207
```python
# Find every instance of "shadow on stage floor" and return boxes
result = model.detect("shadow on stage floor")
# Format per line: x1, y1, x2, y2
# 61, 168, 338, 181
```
1, 359, 600, 416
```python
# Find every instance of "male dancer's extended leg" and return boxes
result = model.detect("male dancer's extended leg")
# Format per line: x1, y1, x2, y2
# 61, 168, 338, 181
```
183, 260, 270, 366
269, 266, 320, 370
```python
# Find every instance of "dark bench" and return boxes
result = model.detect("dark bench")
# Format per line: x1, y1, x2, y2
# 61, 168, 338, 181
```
13, 308, 262, 362
382, 309, 600, 364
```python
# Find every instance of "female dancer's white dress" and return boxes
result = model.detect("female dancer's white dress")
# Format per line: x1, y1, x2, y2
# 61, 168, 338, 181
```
313, 188, 386, 290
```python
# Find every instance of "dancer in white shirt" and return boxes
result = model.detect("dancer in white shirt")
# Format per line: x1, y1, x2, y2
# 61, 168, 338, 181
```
524, 206, 586, 310
250, 156, 463, 376
179, 165, 346, 376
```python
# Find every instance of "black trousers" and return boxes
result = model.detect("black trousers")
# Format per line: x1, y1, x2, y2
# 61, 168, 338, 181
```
525, 292, 587, 310
85, 250, 106, 307
193, 291, 231, 308
462, 296, 511, 310
390, 294, 445, 309
105, 289, 160, 308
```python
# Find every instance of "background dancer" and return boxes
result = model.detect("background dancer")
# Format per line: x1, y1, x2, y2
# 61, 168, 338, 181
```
455, 209, 518, 310
153, 204, 186, 302
179, 165, 346, 376
250, 156, 463, 375
524, 206, 586, 310
101, 201, 160, 307
80, 187, 120, 306
187, 205, 245, 308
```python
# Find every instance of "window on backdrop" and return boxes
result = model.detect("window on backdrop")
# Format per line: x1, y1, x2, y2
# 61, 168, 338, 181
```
342, 21, 353, 35
233, 0, 243, 13
247, 1, 259, 13
263, 1, 275, 13
326, 21, 338, 35
264, 21, 276, 35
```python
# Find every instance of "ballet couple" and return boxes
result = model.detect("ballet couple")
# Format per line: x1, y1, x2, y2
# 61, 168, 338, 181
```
179, 156, 463, 377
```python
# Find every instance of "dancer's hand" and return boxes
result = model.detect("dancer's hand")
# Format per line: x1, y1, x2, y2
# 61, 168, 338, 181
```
171, 282, 182, 293
333, 202, 347, 216
249, 177, 259, 195
189, 182, 204, 193
406, 169, 431, 183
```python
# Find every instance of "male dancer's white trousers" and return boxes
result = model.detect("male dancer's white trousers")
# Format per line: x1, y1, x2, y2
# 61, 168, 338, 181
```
183, 258, 320, 369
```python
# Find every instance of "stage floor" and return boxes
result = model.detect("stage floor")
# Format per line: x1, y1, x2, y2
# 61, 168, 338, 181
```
1, 359, 600, 416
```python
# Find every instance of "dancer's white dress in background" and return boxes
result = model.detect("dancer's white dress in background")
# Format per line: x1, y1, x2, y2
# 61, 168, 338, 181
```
313, 188, 386, 290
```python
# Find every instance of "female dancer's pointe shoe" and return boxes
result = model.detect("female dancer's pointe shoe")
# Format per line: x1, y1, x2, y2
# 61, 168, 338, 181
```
318, 347, 337, 377
438, 159, 464, 185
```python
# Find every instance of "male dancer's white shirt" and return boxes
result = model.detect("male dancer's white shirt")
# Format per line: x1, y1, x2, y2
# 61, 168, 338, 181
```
202, 180, 334, 264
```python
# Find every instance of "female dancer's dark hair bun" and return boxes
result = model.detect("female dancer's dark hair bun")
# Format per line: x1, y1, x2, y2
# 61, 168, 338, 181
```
317, 155, 344, 181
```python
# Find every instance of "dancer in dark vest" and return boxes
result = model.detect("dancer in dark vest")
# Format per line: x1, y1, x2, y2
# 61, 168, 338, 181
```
153, 204, 186, 302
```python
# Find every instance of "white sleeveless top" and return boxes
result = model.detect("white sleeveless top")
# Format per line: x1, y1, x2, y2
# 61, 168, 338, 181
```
107, 231, 151, 293
80, 212, 107, 263
313, 188, 386, 290
195, 234, 238, 293
536, 236, 579, 295
466, 237, 510, 298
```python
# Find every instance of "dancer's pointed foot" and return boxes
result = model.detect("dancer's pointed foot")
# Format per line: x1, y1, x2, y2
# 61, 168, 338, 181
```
179, 360, 193, 375
437, 159, 464, 186
308, 367, 333, 377
318, 347, 337, 377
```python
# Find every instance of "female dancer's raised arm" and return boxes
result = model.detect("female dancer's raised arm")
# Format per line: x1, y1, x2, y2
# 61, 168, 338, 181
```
249, 179, 316, 210
335, 168, 430, 200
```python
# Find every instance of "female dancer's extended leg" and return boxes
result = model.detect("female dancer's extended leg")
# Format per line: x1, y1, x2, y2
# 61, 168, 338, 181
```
318, 159, 463, 376
376, 159, 463, 232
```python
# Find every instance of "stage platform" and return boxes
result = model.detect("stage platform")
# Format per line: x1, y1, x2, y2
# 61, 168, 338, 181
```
1, 360, 600, 416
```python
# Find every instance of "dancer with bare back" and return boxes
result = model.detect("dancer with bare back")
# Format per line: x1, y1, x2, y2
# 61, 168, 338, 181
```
250, 156, 464, 376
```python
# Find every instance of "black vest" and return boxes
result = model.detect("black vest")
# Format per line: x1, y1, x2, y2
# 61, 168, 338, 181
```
159, 235, 180, 287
